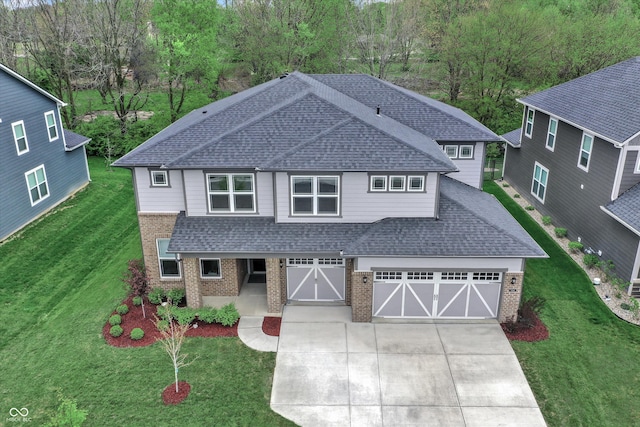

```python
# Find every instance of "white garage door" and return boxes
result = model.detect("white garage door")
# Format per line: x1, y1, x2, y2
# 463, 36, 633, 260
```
373, 271, 502, 319
287, 258, 345, 301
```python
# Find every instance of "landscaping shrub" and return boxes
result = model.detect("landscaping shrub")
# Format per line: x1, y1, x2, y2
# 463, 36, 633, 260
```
166, 288, 186, 304
215, 303, 240, 326
197, 307, 218, 324
132, 296, 142, 306
116, 304, 129, 315
109, 314, 122, 326
568, 241, 584, 253
130, 328, 145, 340
597, 259, 616, 281
583, 254, 599, 268
148, 287, 165, 304
503, 296, 545, 333
173, 307, 197, 325
109, 325, 123, 337
502, 182, 509, 187
542, 216, 552, 226
45, 396, 87, 427
157, 320, 169, 331
122, 258, 149, 300
525, 205, 534, 210
554, 227, 567, 238
513, 193, 520, 198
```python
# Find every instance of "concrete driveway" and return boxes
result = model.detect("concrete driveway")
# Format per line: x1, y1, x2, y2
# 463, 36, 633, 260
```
270, 306, 546, 427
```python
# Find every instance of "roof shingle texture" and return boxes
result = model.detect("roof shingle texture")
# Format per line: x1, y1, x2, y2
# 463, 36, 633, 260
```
519, 56, 640, 144
502, 128, 522, 148
604, 183, 640, 234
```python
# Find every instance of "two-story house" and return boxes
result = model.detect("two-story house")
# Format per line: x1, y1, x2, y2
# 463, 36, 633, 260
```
503, 57, 640, 294
114, 72, 545, 322
1, 64, 91, 242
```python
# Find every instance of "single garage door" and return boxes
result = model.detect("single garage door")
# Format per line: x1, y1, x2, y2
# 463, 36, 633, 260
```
373, 271, 502, 319
287, 258, 345, 301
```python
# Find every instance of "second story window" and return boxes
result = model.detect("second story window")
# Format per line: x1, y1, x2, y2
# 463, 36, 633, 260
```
25, 165, 49, 205
151, 170, 169, 187
291, 176, 339, 216
12, 121, 29, 155
524, 108, 535, 138
546, 118, 557, 151
44, 111, 59, 141
207, 173, 255, 213
578, 133, 593, 171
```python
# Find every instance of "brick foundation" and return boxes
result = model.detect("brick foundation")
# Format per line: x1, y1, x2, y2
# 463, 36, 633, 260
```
351, 271, 374, 322
499, 272, 524, 322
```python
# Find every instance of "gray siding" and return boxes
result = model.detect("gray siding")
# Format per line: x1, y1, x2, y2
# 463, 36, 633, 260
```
618, 149, 640, 195
441, 142, 485, 189
504, 108, 639, 281
134, 168, 186, 213
0, 69, 89, 241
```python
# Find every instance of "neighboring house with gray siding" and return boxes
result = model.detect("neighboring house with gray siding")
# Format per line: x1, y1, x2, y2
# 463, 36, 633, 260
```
0, 64, 91, 242
503, 57, 640, 294
114, 72, 545, 322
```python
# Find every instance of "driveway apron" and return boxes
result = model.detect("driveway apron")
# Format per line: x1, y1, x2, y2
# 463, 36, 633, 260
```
270, 306, 546, 427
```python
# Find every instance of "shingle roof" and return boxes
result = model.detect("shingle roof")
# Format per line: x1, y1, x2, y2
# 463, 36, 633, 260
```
112, 71, 496, 172
168, 177, 546, 258
602, 183, 640, 234
519, 56, 640, 144
63, 130, 91, 151
502, 128, 522, 148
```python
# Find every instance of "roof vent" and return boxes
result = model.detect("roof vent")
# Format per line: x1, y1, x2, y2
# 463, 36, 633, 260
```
279, 72, 289, 79
376, 105, 381, 116
202, 110, 207, 114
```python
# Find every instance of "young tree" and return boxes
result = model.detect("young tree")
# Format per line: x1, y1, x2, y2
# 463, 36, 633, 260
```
122, 259, 149, 317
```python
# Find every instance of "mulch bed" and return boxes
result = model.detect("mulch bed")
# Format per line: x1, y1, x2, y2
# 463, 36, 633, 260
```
162, 381, 191, 405
103, 296, 238, 348
262, 316, 281, 336
501, 313, 550, 342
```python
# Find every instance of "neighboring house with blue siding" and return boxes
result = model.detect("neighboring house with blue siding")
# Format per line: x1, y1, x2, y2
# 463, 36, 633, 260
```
114, 71, 545, 323
0, 64, 91, 242
503, 57, 640, 294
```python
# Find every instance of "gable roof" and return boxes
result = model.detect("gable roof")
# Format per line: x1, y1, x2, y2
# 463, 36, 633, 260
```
0, 63, 66, 106
602, 182, 640, 235
114, 72, 501, 172
63, 130, 91, 151
518, 57, 640, 145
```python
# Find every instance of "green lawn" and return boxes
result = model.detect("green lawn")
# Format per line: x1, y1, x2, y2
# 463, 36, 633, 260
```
0, 158, 294, 426
485, 181, 640, 426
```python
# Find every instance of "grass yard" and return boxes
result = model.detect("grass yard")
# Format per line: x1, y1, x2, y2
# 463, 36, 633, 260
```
485, 181, 640, 427
0, 158, 294, 426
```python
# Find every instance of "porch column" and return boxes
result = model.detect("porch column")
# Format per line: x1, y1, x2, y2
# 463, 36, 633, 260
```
183, 257, 202, 309
266, 258, 283, 314
499, 272, 524, 322
351, 271, 373, 322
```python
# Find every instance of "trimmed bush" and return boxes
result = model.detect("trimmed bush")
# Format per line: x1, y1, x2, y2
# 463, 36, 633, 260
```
541, 216, 552, 226
513, 193, 520, 198
568, 241, 584, 253
197, 307, 218, 324
583, 254, 599, 269
148, 287, 165, 304
109, 325, 123, 337
166, 288, 186, 304
132, 296, 142, 306
215, 303, 240, 326
502, 183, 510, 187
554, 227, 567, 238
109, 314, 122, 326
173, 307, 197, 325
116, 304, 129, 315
525, 205, 534, 211
130, 328, 145, 340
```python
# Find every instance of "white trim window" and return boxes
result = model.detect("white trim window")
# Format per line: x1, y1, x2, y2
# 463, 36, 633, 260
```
546, 118, 557, 151
151, 170, 169, 187
389, 176, 406, 191
12, 121, 29, 154
25, 165, 49, 205
207, 173, 255, 212
291, 176, 339, 215
407, 176, 424, 191
370, 176, 387, 191
157, 238, 181, 278
200, 258, 222, 278
524, 108, 535, 138
444, 145, 458, 159
44, 111, 59, 141
531, 162, 549, 202
459, 145, 474, 159
578, 133, 593, 171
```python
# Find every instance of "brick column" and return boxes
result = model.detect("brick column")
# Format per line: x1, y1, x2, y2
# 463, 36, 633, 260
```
499, 272, 524, 322
183, 257, 202, 308
279, 258, 287, 304
351, 271, 374, 322
266, 258, 283, 314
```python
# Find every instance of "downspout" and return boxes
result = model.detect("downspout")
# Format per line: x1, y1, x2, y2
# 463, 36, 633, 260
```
434, 173, 441, 220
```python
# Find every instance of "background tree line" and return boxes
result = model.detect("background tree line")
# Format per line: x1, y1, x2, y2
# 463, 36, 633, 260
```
1, 0, 639, 156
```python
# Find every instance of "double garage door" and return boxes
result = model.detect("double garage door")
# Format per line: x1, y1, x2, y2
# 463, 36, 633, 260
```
373, 271, 502, 319
287, 258, 345, 301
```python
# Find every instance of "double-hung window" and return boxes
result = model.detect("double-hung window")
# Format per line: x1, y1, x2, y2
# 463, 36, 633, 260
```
25, 165, 49, 205
546, 118, 557, 151
531, 162, 549, 203
578, 133, 593, 171
524, 108, 535, 138
207, 173, 255, 212
291, 176, 339, 215
44, 111, 59, 141
157, 238, 180, 278
12, 121, 29, 154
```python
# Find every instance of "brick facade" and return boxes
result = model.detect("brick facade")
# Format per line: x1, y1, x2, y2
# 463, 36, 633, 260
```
138, 213, 184, 292
200, 259, 244, 297
499, 272, 524, 322
350, 271, 374, 322
266, 258, 285, 313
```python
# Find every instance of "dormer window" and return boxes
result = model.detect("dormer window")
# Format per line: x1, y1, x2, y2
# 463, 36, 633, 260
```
207, 173, 255, 213
12, 121, 28, 155
44, 111, 59, 141
291, 176, 339, 216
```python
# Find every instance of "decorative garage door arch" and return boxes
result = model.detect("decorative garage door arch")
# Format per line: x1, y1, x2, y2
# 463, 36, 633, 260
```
287, 258, 345, 301
373, 271, 502, 319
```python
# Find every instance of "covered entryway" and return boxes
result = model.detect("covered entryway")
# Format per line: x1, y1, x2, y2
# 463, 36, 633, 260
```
286, 258, 345, 301
373, 271, 502, 318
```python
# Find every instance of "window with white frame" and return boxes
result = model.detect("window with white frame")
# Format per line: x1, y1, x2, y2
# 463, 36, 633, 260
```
407, 176, 424, 191
444, 145, 458, 159
370, 176, 387, 191
578, 133, 593, 171
524, 108, 535, 138
291, 176, 339, 215
200, 259, 221, 278
151, 170, 169, 187
531, 162, 549, 202
25, 165, 49, 205
157, 238, 180, 278
459, 145, 474, 159
546, 118, 557, 151
389, 176, 406, 191
12, 121, 29, 154
44, 111, 59, 141
207, 173, 255, 212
